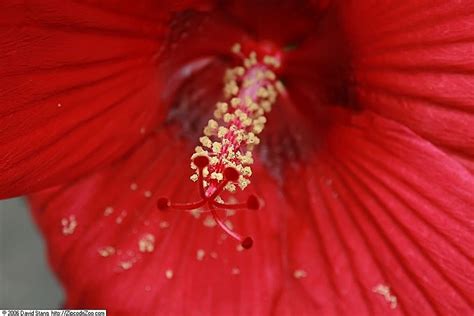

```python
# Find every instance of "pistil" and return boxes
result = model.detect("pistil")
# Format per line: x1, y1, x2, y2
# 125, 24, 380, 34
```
157, 44, 281, 249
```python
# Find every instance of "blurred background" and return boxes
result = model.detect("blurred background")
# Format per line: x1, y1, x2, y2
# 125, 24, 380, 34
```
0, 198, 62, 308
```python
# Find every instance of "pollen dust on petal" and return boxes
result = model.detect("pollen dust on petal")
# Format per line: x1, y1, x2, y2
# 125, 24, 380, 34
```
159, 221, 170, 229
165, 269, 174, 279
226, 209, 236, 217
61, 215, 77, 235
103, 206, 114, 216
293, 269, 307, 279
138, 234, 155, 253
203, 215, 217, 228
98, 246, 116, 257
224, 219, 234, 230
115, 210, 127, 224
190, 208, 201, 219
144, 190, 152, 198
196, 249, 206, 261
231, 267, 240, 275
218, 233, 228, 245
120, 260, 134, 270
373, 284, 398, 309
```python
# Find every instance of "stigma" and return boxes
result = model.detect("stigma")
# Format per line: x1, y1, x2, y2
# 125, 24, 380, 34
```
157, 43, 281, 249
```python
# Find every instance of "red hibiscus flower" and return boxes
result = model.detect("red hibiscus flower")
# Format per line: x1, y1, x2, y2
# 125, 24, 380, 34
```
1, 1, 473, 315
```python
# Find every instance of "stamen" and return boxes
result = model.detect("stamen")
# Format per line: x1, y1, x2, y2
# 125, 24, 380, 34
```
212, 194, 260, 210
157, 44, 281, 249
209, 204, 252, 248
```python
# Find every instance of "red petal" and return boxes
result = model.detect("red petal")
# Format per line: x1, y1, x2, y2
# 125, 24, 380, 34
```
29, 111, 473, 315
0, 0, 211, 198
280, 112, 473, 315
341, 1, 474, 173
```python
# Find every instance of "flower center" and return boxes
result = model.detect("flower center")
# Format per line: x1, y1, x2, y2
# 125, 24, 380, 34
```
157, 43, 282, 249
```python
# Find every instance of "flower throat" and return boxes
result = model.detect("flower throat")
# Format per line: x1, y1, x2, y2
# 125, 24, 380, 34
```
157, 43, 282, 249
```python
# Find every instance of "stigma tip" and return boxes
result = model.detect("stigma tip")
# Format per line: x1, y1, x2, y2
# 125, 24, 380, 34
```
157, 197, 170, 211
241, 237, 254, 249
193, 156, 210, 168
223, 167, 240, 182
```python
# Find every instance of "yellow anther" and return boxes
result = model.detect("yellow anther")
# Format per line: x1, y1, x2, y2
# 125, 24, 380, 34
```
253, 119, 266, 133
246, 133, 260, 145
203, 127, 213, 136
242, 117, 252, 127
195, 146, 205, 153
231, 43, 241, 54
224, 69, 236, 82
263, 55, 281, 68
223, 113, 235, 123
244, 58, 253, 69
231, 98, 241, 107
212, 142, 222, 153
214, 109, 223, 119
238, 177, 250, 190
225, 80, 239, 96
253, 123, 264, 134
242, 166, 252, 177
210, 172, 224, 181
267, 86, 277, 102
234, 130, 244, 143
275, 81, 285, 93
257, 87, 269, 98
237, 151, 254, 165
245, 96, 252, 106
226, 149, 236, 160
210, 156, 219, 165
261, 100, 272, 112
265, 70, 276, 80
217, 126, 228, 138
217, 102, 228, 112
225, 183, 237, 192
263, 56, 272, 65
256, 116, 267, 124
190, 174, 199, 182
200, 136, 212, 148
204, 119, 219, 136
234, 67, 245, 76
230, 86, 239, 96
190, 45, 279, 193
248, 102, 259, 112
234, 109, 247, 121
256, 108, 265, 116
